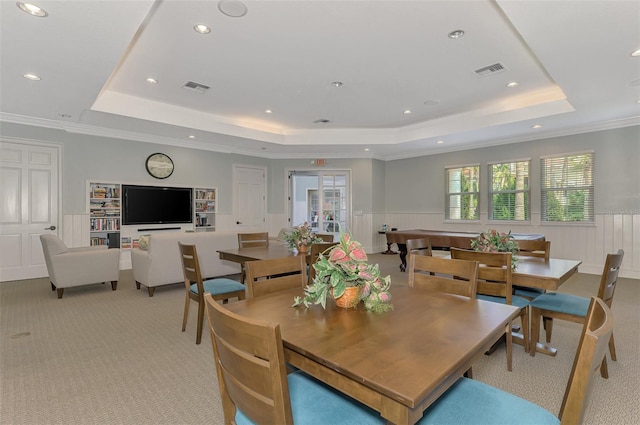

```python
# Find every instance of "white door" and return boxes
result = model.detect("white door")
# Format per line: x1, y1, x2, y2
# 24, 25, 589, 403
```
233, 165, 266, 230
0, 141, 59, 282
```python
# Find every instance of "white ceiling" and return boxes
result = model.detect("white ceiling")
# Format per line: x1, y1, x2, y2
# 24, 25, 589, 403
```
1, 0, 639, 160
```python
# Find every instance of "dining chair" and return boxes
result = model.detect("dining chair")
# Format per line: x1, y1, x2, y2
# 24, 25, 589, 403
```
178, 242, 246, 345
408, 254, 478, 298
513, 239, 551, 299
406, 237, 433, 257
450, 248, 530, 370
244, 255, 307, 299
237, 232, 269, 283
530, 249, 624, 379
417, 296, 614, 425
203, 293, 382, 425
315, 233, 334, 242
307, 242, 338, 285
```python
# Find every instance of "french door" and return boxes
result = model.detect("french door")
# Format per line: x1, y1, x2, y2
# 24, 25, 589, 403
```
288, 170, 350, 238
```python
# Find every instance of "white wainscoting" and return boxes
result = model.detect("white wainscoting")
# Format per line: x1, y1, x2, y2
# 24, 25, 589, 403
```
64, 212, 639, 278
381, 212, 639, 279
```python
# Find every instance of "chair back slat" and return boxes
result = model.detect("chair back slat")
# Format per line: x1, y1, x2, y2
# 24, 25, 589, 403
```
559, 297, 614, 424
406, 238, 433, 257
450, 249, 512, 303
245, 256, 307, 299
517, 240, 551, 260
238, 232, 270, 248
408, 254, 479, 298
596, 249, 624, 306
205, 294, 293, 424
179, 243, 204, 294
308, 242, 339, 285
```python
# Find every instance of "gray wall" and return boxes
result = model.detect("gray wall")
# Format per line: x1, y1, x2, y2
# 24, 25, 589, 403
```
385, 126, 640, 214
2, 122, 638, 219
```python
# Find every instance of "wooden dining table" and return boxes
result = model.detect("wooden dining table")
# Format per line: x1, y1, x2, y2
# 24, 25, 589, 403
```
224, 286, 520, 425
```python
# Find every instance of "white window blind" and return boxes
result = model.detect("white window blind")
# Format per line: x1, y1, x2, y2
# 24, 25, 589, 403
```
541, 152, 594, 222
489, 160, 530, 221
445, 165, 480, 220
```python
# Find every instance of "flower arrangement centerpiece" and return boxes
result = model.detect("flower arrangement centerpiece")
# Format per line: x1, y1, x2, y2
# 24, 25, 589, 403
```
283, 222, 322, 253
293, 233, 393, 313
470, 229, 519, 270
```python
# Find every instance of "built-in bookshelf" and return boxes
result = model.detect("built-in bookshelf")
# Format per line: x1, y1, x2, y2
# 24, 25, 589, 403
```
88, 182, 121, 247
194, 187, 216, 232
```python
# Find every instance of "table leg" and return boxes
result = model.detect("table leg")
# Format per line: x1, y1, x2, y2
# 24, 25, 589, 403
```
398, 244, 407, 272
381, 242, 397, 255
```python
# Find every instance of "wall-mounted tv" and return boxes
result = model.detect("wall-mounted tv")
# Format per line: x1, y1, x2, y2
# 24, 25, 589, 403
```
122, 184, 193, 225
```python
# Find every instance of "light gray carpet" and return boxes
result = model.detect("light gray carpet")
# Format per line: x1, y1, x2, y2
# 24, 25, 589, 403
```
1, 253, 638, 424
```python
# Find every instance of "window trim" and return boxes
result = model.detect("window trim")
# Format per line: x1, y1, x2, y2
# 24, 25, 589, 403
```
540, 151, 594, 223
445, 163, 480, 221
488, 159, 531, 222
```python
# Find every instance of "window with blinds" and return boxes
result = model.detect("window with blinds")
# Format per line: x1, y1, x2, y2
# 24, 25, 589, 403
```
445, 165, 480, 220
541, 152, 594, 222
489, 160, 530, 221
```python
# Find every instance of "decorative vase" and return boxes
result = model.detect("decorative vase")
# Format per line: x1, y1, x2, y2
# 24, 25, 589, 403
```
333, 286, 361, 308
297, 243, 309, 254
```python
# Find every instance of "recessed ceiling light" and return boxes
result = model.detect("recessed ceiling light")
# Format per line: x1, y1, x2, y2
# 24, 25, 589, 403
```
631, 49, 640, 57
331, 81, 343, 87
145, 77, 158, 84
403, 110, 412, 115
448, 29, 464, 39
23, 73, 41, 81
531, 124, 543, 129
264, 109, 273, 114
506, 81, 519, 88
17, 2, 48, 17
193, 24, 211, 34
364, 148, 370, 152
188, 135, 196, 139
218, 0, 248, 18
436, 140, 444, 144
636, 99, 640, 104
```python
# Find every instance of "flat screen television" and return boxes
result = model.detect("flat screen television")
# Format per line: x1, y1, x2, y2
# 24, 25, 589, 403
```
122, 185, 193, 225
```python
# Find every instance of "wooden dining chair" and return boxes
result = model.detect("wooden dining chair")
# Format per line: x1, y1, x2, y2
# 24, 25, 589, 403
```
203, 293, 382, 425
530, 249, 624, 379
450, 248, 530, 371
417, 296, 614, 425
237, 232, 269, 283
315, 233, 334, 242
244, 256, 307, 299
307, 242, 338, 285
178, 243, 246, 345
406, 237, 433, 257
513, 240, 551, 299
408, 254, 479, 298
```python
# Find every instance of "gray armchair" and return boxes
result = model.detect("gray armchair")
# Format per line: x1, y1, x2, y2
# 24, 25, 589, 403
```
40, 234, 120, 299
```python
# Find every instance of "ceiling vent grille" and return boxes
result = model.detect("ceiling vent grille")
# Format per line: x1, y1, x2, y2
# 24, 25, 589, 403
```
182, 81, 210, 94
474, 63, 506, 77
313, 118, 331, 124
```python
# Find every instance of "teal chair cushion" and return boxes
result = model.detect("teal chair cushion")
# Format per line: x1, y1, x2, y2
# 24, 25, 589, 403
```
514, 285, 545, 299
235, 371, 382, 425
530, 292, 590, 317
417, 377, 559, 425
189, 278, 245, 296
477, 294, 530, 309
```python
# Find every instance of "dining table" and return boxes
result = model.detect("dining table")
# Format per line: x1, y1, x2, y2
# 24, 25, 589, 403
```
224, 285, 521, 425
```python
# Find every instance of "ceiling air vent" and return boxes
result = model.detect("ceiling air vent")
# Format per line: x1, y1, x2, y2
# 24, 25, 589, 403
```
182, 81, 210, 94
474, 63, 506, 77
313, 118, 331, 124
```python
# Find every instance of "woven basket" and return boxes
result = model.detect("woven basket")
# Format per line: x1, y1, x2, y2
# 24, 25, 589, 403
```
333, 286, 361, 308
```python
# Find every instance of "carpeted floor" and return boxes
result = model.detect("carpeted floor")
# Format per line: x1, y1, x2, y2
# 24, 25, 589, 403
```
1, 253, 638, 424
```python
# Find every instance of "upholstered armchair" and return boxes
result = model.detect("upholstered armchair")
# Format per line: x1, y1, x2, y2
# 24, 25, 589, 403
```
40, 234, 120, 299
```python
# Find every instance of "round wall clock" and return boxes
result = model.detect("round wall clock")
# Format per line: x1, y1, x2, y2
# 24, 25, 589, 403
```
145, 153, 174, 179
